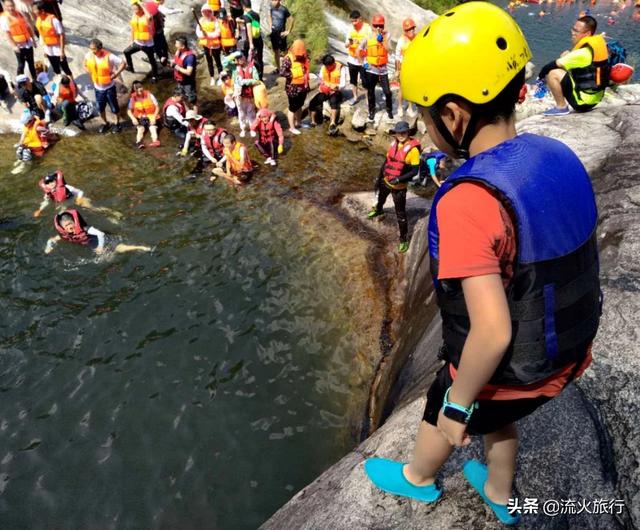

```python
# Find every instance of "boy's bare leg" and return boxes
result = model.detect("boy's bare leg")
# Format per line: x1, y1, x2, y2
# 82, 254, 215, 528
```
404, 419, 455, 486
483, 422, 518, 504
114, 244, 152, 253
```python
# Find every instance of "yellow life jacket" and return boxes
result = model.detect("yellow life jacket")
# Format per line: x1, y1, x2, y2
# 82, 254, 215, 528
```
571, 34, 609, 92
85, 52, 113, 86
347, 22, 371, 58
3, 12, 31, 44
35, 13, 60, 47
198, 17, 221, 48
131, 13, 152, 42
286, 53, 309, 86
225, 142, 252, 173
23, 120, 44, 149
220, 19, 236, 48
366, 37, 388, 67
131, 90, 157, 118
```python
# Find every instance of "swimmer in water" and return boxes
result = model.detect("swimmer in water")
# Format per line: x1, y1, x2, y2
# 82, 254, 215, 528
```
33, 171, 122, 221
45, 209, 151, 255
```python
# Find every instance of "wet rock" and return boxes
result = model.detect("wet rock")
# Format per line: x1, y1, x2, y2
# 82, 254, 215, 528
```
351, 106, 369, 132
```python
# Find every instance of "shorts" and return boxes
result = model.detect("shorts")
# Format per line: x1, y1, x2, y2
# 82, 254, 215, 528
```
287, 92, 307, 113
561, 74, 597, 113
270, 32, 288, 53
348, 63, 364, 87
422, 361, 552, 436
95, 85, 120, 115
179, 82, 197, 104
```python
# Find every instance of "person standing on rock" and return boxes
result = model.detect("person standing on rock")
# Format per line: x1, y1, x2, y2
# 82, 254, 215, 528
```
32, 1, 71, 77
196, 4, 223, 87
242, 0, 263, 80
360, 13, 393, 123
344, 10, 371, 106
268, 0, 293, 72
364, 3, 601, 526
172, 36, 198, 110
83, 38, 126, 134
367, 121, 420, 254
232, 52, 259, 138
1, 0, 37, 79
395, 18, 417, 119
280, 38, 309, 135
124, 0, 158, 83
538, 15, 608, 116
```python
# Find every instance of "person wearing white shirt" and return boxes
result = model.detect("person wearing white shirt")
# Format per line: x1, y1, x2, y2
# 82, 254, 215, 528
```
33, 1, 72, 76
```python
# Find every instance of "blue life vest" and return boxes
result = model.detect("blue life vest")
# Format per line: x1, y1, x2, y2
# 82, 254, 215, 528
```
428, 134, 601, 386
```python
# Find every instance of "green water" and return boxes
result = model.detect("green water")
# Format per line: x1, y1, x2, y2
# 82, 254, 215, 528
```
0, 120, 381, 528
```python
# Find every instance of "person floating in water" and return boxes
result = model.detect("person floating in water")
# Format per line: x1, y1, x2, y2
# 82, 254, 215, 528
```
45, 209, 150, 255
33, 170, 122, 220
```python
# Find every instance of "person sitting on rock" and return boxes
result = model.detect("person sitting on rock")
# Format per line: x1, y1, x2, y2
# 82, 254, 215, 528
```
251, 108, 283, 166
16, 108, 50, 161
45, 209, 150, 255
52, 75, 85, 130
127, 80, 160, 149
308, 54, 346, 136
15, 73, 48, 119
538, 15, 609, 116
364, 4, 601, 526
189, 122, 229, 177
367, 120, 420, 254
211, 132, 253, 184
162, 87, 188, 139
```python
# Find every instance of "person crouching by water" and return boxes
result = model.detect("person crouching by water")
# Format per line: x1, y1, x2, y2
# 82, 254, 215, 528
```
127, 80, 160, 149
16, 109, 51, 161
45, 209, 150, 255
211, 133, 253, 184
251, 108, 283, 166
162, 87, 188, 140
367, 120, 420, 253
186, 122, 229, 179
179, 109, 208, 156
308, 53, 346, 135
33, 170, 122, 220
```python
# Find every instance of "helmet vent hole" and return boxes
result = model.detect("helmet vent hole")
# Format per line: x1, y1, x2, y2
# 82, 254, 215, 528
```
496, 37, 508, 50
423, 27, 430, 37
482, 89, 489, 96
444, 11, 454, 17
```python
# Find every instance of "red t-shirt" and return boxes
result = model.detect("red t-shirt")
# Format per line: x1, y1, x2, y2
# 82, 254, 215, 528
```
436, 182, 591, 400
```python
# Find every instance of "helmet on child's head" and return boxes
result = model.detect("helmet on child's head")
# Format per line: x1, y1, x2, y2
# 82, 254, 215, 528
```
372, 14, 385, 26
20, 109, 34, 125
43, 172, 58, 184
400, 1, 532, 107
402, 18, 416, 31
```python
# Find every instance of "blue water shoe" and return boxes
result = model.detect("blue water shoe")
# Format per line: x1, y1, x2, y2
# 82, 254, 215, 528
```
543, 106, 570, 117
364, 457, 442, 502
463, 460, 521, 525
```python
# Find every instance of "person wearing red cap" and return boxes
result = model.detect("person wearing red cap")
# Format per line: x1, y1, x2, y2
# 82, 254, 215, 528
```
359, 13, 393, 122
395, 18, 417, 118
251, 107, 284, 166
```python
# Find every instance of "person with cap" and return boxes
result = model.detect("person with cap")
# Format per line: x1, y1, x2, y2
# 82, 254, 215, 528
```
363, 3, 601, 526
242, 0, 263, 80
124, 0, 158, 83
232, 52, 259, 138
268, 0, 293, 71
196, 3, 223, 87
83, 38, 126, 134
211, 132, 253, 184
162, 87, 188, 139
367, 120, 420, 253
280, 38, 309, 135
179, 109, 208, 156
344, 10, 371, 106
1, 0, 37, 79
420, 148, 449, 187
127, 80, 160, 149
16, 108, 50, 161
395, 17, 417, 118
32, 0, 72, 77
172, 36, 198, 110
359, 13, 393, 122
308, 53, 346, 135
251, 107, 283, 166
15, 72, 48, 118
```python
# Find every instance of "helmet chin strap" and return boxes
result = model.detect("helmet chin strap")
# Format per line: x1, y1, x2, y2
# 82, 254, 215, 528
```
428, 106, 479, 160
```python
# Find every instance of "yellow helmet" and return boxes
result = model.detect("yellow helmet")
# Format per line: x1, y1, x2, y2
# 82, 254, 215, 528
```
401, 2, 532, 107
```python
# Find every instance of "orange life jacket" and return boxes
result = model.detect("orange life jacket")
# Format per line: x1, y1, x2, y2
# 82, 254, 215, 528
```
220, 19, 236, 48
571, 34, 610, 92
383, 138, 420, 189
35, 13, 60, 47
198, 17, 221, 48
320, 62, 343, 94
130, 90, 157, 118
221, 78, 235, 97
131, 13, 153, 42
226, 142, 252, 173
57, 81, 77, 103
3, 12, 31, 45
286, 53, 310, 86
85, 52, 113, 86
346, 22, 371, 59
366, 37, 389, 67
